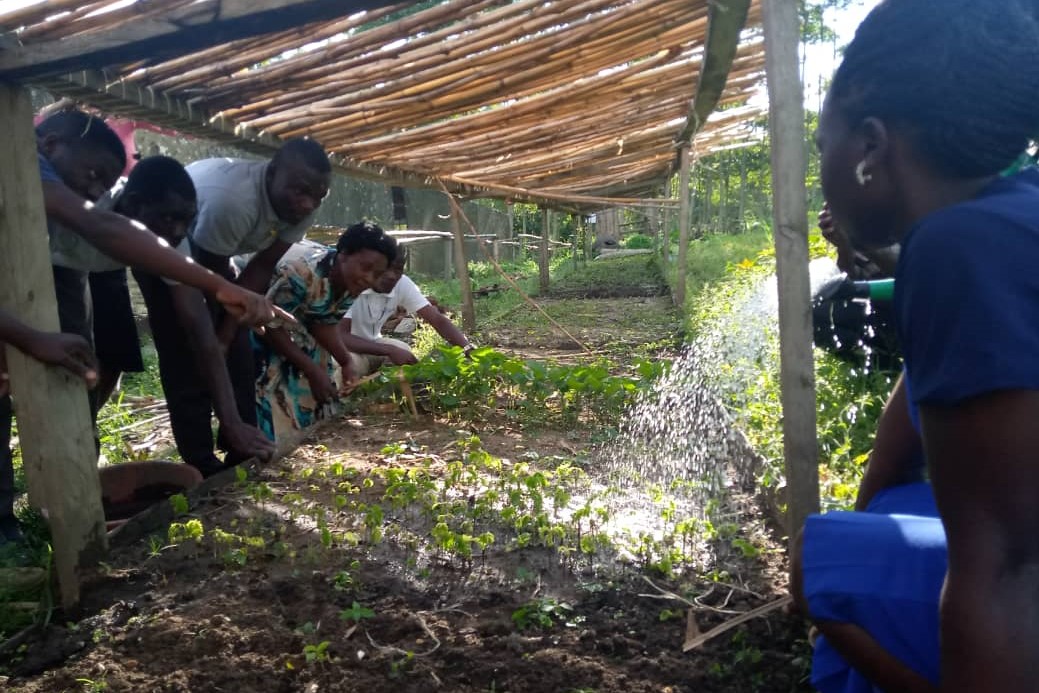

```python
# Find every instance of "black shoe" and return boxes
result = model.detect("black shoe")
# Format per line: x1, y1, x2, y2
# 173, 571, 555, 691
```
0, 515, 24, 545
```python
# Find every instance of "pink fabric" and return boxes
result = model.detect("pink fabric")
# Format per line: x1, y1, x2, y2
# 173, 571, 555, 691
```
33, 112, 186, 175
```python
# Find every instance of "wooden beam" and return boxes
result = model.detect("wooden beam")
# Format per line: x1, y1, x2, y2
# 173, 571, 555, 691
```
675, 146, 692, 308
675, 0, 754, 148
0, 83, 106, 608
449, 201, 476, 333
0, 0, 401, 82
539, 209, 551, 294
762, 0, 819, 564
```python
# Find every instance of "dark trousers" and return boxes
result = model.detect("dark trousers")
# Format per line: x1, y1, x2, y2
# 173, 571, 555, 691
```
133, 269, 257, 467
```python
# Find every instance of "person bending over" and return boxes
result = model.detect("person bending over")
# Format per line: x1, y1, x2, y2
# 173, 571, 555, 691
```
185, 138, 332, 460
339, 249, 471, 376
110, 157, 275, 476
254, 223, 398, 441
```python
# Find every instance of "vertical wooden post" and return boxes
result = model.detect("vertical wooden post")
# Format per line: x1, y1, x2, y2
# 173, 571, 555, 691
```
571, 214, 579, 270
506, 202, 514, 262
0, 84, 107, 608
539, 208, 550, 294
763, 0, 819, 566
442, 235, 453, 280
661, 180, 671, 265
582, 215, 591, 264
449, 203, 476, 333
675, 145, 693, 309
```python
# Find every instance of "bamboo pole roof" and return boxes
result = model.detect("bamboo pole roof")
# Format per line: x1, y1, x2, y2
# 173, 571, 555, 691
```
0, 0, 766, 207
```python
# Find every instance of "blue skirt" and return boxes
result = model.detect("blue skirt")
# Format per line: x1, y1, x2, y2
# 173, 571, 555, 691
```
804, 482, 946, 693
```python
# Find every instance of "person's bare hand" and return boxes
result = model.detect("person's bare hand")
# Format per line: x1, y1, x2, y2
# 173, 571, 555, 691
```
223, 420, 276, 463
386, 346, 418, 366
305, 365, 339, 405
339, 364, 358, 397
215, 283, 296, 332
24, 331, 98, 388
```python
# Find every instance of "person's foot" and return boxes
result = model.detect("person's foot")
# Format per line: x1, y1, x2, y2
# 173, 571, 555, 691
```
0, 515, 25, 545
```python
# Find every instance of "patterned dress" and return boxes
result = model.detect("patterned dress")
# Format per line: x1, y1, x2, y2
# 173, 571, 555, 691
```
253, 248, 353, 440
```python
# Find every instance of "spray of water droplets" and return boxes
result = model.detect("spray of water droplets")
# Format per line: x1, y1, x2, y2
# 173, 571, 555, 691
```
600, 258, 843, 519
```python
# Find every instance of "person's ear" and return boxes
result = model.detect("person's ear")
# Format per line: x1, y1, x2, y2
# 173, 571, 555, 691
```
38, 132, 62, 158
856, 117, 890, 184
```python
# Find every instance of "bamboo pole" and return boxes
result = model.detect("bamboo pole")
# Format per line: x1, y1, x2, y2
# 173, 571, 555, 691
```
449, 203, 477, 332
539, 208, 551, 294
675, 146, 692, 308
762, 0, 819, 568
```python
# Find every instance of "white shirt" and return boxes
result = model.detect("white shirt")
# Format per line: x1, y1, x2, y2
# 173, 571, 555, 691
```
346, 274, 429, 341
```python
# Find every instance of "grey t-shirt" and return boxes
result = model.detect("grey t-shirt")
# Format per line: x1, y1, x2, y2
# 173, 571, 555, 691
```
187, 158, 313, 257
49, 180, 190, 283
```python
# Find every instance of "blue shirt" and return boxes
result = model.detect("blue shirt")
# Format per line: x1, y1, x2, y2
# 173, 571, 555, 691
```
896, 169, 1039, 407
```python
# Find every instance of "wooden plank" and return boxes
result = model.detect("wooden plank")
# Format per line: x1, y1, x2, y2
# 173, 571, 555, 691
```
674, 146, 692, 308
539, 209, 550, 294
450, 203, 477, 333
0, 83, 106, 608
762, 0, 819, 566
0, 0, 401, 81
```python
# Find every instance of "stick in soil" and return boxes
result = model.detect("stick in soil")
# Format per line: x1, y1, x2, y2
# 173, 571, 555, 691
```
682, 595, 793, 652
439, 183, 595, 355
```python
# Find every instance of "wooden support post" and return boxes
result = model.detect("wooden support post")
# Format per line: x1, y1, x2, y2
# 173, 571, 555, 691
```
661, 181, 672, 265
675, 146, 693, 309
763, 0, 819, 567
582, 215, 591, 265
539, 208, 550, 294
442, 236, 453, 280
0, 84, 107, 608
571, 215, 579, 270
506, 202, 514, 262
449, 203, 476, 333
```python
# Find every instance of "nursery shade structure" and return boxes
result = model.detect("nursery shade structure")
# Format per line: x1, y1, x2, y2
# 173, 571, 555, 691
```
0, 0, 772, 607
0, 0, 767, 208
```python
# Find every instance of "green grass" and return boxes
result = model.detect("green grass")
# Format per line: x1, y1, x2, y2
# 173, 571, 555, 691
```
667, 230, 775, 330
411, 251, 580, 333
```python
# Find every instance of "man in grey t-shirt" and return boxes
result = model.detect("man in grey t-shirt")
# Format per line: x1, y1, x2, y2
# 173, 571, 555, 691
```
185, 138, 331, 456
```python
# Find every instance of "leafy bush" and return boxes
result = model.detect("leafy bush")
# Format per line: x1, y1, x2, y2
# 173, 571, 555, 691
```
358, 346, 663, 426
622, 233, 654, 249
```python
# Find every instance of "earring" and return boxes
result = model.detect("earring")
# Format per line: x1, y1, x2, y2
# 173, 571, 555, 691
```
855, 160, 873, 186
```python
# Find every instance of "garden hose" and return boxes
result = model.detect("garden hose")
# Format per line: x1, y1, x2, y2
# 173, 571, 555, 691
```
815, 276, 895, 304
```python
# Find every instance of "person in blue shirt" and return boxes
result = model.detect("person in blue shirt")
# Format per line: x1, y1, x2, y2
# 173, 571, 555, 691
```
795, 0, 1039, 691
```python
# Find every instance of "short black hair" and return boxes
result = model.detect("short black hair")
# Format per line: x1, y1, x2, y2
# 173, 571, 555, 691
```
829, 0, 1039, 178
35, 109, 127, 170
273, 137, 331, 174
122, 156, 196, 205
336, 221, 397, 264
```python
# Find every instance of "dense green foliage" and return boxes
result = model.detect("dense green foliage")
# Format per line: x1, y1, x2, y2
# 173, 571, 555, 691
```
358, 345, 663, 427
683, 231, 894, 509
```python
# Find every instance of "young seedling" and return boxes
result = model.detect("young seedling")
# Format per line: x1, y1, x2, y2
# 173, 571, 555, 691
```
339, 601, 375, 624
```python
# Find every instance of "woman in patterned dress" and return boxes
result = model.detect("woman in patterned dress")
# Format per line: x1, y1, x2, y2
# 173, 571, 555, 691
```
253, 222, 398, 441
